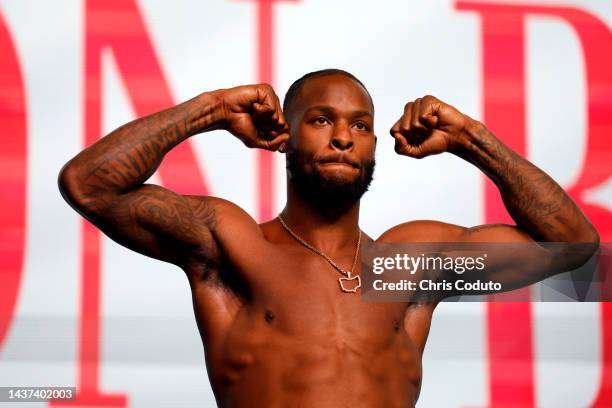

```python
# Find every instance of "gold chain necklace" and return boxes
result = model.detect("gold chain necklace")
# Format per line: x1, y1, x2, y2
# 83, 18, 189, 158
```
277, 214, 362, 293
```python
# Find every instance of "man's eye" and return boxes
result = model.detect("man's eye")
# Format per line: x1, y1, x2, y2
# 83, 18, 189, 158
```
355, 122, 369, 130
314, 117, 329, 125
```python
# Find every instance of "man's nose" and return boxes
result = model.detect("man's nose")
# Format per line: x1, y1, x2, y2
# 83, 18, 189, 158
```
330, 124, 354, 151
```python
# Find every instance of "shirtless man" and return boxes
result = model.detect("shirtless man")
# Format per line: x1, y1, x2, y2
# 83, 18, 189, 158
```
58, 69, 599, 407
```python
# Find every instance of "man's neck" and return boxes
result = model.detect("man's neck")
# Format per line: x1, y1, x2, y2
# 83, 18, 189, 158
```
280, 189, 361, 255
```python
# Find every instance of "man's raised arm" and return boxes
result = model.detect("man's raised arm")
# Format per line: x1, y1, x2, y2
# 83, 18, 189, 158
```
58, 84, 289, 267
383, 95, 599, 297
388, 95, 599, 246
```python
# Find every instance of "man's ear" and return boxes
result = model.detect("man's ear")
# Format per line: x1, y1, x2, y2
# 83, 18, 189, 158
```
374, 135, 378, 146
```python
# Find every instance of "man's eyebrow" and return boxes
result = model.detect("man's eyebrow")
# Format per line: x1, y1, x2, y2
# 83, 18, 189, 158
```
305, 105, 373, 119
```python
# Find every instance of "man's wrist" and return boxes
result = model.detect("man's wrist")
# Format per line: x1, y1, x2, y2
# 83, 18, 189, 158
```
189, 90, 228, 135
451, 118, 489, 157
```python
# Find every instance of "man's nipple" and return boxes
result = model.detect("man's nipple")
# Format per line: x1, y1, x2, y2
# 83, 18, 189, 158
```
265, 309, 275, 323
394, 320, 401, 332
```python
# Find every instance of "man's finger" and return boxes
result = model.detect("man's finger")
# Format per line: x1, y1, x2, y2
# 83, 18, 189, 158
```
399, 102, 413, 134
261, 133, 290, 151
411, 98, 428, 133
255, 84, 275, 107
420, 113, 438, 129
252, 102, 275, 116
390, 119, 401, 136
273, 92, 287, 129
418, 98, 439, 129
278, 139, 289, 153
392, 133, 409, 155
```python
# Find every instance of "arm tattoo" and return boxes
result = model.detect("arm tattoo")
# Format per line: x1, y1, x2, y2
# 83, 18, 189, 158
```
72, 92, 223, 207
106, 186, 218, 263
60, 92, 224, 263
455, 123, 597, 242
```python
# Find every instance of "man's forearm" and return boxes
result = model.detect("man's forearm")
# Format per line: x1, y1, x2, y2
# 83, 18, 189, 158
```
59, 91, 223, 208
454, 120, 598, 243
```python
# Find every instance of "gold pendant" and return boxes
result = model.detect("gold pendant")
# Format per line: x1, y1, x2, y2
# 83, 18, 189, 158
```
339, 274, 361, 293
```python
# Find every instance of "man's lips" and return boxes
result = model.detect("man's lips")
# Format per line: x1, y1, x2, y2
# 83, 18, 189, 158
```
318, 157, 360, 168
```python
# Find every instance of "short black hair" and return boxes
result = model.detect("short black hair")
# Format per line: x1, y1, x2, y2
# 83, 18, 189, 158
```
282, 68, 374, 121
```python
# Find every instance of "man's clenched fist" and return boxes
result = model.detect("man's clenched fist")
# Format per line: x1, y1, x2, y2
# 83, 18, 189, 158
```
216, 83, 289, 152
390, 95, 474, 158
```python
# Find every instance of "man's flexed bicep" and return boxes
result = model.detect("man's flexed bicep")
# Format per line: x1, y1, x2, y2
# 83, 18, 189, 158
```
454, 223, 598, 295
58, 82, 288, 266
62, 180, 264, 268
379, 221, 585, 301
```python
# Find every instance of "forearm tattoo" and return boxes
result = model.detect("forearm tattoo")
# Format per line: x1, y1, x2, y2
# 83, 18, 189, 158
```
61, 92, 223, 263
74, 93, 222, 208
457, 124, 596, 242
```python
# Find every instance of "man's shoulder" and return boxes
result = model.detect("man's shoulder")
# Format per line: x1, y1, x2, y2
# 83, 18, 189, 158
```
183, 195, 270, 248
376, 220, 466, 243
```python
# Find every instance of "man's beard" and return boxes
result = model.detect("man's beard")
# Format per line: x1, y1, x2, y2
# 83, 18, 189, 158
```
286, 149, 375, 214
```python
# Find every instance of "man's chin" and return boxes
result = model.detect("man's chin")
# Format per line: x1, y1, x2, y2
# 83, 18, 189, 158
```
286, 151, 375, 210
307, 170, 366, 200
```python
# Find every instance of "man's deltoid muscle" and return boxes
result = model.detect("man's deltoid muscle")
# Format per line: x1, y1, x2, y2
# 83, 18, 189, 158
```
58, 69, 599, 407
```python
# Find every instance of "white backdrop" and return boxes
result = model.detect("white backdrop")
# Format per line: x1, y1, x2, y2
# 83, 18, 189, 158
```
0, 0, 611, 407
